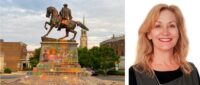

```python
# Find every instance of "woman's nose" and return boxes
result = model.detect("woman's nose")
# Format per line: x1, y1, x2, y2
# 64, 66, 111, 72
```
161, 27, 170, 35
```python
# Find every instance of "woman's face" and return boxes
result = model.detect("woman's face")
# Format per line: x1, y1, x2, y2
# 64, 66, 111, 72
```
148, 9, 179, 51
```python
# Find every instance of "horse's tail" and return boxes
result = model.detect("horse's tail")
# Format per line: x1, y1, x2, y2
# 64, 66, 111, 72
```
75, 21, 89, 31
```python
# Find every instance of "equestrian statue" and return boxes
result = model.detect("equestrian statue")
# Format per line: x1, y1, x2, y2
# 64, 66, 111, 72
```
43, 4, 89, 40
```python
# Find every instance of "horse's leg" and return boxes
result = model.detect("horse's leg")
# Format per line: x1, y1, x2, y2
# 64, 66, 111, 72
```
44, 21, 50, 30
59, 29, 69, 40
69, 29, 77, 40
43, 26, 54, 37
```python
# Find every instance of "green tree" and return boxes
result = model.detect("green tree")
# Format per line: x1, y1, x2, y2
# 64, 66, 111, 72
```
29, 48, 41, 69
78, 47, 92, 68
97, 46, 119, 75
88, 46, 101, 69
78, 46, 119, 75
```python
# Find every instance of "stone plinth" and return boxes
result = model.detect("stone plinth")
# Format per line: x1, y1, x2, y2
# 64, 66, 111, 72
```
35, 37, 81, 73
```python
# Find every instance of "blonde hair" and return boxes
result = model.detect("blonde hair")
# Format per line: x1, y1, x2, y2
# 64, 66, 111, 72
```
133, 3, 192, 77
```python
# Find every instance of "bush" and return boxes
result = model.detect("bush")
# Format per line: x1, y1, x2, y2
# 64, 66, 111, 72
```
107, 70, 124, 75
4, 68, 12, 73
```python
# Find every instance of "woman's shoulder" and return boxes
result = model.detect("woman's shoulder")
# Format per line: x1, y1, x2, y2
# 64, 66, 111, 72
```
188, 62, 197, 69
188, 62, 200, 84
129, 65, 135, 72
129, 65, 138, 85
129, 65, 137, 76
187, 62, 199, 73
187, 62, 199, 74
129, 65, 140, 73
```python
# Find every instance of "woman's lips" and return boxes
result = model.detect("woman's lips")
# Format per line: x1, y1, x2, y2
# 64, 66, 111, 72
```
159, 38, 172, 42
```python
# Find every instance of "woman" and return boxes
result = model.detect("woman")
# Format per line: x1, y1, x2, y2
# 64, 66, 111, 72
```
129, 4, 200, 85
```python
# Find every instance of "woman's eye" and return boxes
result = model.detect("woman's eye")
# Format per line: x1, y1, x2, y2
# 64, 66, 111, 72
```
155, 25, 161, 28
169, 24, 176, 28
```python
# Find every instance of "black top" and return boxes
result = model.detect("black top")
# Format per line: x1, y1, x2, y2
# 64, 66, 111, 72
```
129, 66, 200, 85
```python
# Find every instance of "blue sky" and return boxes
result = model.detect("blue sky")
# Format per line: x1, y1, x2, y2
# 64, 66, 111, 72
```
0, 0, 124, 50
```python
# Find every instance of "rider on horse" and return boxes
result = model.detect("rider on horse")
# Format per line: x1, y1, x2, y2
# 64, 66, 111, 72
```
44, 5, 89, 40
57, 4, 72, 31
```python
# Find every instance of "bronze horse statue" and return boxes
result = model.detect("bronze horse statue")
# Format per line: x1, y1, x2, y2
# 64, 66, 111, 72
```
43, 6, 89, 40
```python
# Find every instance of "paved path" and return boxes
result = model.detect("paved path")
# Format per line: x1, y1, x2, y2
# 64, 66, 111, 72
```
1, 72, 124, 85
95, 75, 125, 81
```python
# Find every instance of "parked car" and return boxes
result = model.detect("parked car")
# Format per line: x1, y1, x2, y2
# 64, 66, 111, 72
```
86, 68, 98, 76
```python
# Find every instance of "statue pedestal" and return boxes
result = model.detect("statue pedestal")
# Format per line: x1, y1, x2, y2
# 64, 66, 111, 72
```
35, 37, 82, 74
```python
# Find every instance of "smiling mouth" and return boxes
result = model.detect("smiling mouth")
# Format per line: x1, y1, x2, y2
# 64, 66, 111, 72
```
159, 38, 172, 42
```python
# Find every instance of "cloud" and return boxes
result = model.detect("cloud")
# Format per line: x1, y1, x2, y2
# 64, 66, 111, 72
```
0, 6, 45, 48
0, 0, 124, 51
27, 44, 40, 51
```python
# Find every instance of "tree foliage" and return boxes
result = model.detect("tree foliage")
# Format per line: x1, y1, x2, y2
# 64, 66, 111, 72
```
29, 48, 41, 69
78, 47, 91, 67
78, 46, 119, 75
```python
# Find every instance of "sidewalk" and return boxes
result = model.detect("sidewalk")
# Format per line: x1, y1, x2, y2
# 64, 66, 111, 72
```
0, 71, 27, 85
95, 75, 125, 81
95, 75, 125, 85
1, 72, 125, 85
1, 71, 26, 76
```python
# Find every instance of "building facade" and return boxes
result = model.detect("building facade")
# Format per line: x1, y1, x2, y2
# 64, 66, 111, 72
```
0, 39, 27, 71
100, 34, 125, 70
0, 40, 5, 72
